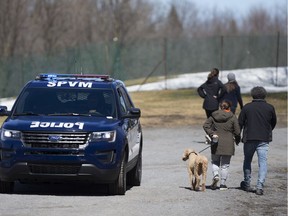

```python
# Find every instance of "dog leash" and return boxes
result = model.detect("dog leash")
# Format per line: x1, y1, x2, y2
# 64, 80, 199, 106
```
198, 142, 217, 154
198, 145, 211, 153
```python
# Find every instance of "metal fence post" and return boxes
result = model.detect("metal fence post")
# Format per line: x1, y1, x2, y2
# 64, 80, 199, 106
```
163, 38, 167, 90
275, 32, 280, 86
220, 35, 224, 80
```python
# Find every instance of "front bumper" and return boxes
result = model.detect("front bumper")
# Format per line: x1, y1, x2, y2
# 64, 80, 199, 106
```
0, 161, 120, 184
0, 143, 121, 184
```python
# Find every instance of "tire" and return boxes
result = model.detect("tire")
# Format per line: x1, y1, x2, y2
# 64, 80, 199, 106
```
127, 151, 142, 186
108, 153, 127, 195
0, 180, 14, 194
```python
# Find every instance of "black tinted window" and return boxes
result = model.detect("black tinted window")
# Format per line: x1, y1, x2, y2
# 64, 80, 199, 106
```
14, 88, 116, 118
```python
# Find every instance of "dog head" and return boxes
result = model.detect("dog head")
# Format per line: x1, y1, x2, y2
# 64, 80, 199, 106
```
182, 148, 196, 161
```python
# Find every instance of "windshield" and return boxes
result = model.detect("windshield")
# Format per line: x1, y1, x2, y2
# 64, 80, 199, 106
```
13, 88, 116, 118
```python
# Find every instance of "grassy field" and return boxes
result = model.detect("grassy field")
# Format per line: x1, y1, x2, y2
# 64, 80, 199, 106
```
130, 89, 287, 128
0, 90, 286, 128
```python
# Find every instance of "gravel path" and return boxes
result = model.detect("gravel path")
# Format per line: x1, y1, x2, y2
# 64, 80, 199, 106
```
0, 126, 287, 216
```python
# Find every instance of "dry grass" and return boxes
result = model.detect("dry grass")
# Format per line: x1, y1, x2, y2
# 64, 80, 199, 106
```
0, 116, 7, 126
130, 89, 287, 128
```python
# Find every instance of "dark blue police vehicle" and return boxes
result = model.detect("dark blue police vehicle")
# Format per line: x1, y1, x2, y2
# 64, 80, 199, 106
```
0, 74, 142, 195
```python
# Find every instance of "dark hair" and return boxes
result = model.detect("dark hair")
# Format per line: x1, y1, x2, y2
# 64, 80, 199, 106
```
208, 68, 219, 80
225, 81, 238, 92
251, 86, 267, 99
220, 100, 232, 110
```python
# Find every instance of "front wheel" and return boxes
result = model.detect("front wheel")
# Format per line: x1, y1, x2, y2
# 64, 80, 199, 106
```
127, 151, 142, 186
108, 153, 127, 195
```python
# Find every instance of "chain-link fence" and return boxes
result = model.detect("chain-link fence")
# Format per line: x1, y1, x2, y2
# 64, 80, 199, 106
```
0, 34, 287, 97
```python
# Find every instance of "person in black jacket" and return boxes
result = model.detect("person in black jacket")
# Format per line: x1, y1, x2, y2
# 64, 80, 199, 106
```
222, 73, 243, 114
197, 68, 226, 118
238, 86, 277, 196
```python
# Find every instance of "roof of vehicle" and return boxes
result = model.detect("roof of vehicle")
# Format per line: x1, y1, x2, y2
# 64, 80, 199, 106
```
26, 73, 125, 89
36, 74, 113, 82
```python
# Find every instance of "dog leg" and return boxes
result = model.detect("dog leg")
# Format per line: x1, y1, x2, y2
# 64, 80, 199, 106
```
189, 172, 194, 190
192, 177, 196, 190
195, 176, 201, 191
202, 161, 208, 191
201, 173, 207, 191
193, 165, 200, 191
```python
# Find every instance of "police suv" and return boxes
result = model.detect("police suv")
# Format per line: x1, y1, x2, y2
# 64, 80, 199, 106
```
0, 74, 142, 195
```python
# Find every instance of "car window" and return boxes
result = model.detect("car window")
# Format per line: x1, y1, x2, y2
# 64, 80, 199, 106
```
117, 87, 134, 114
120, 88, 133, 109
14, 88, 116, 118
117, 89, 127, 114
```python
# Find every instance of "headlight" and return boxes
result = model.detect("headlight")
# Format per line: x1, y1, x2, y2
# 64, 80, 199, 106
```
89, 131, 116, 142
1, 129, 21, 140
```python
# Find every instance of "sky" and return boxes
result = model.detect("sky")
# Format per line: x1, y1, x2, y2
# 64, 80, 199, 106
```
193, 0, 286, 16
155, 0, 287, 19
1, 67, 287, 110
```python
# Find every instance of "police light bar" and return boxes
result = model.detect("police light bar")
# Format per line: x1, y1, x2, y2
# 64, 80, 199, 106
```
36, 74, 111, 81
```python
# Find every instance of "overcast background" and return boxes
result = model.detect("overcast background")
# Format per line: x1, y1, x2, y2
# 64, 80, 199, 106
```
154, 0, 286, 18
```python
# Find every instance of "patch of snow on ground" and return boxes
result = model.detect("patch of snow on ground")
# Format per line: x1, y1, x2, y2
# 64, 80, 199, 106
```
127, 67, 288, 94
0, 67, 287, 111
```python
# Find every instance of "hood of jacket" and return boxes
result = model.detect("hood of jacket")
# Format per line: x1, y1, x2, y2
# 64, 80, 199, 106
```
211, 110, 234, 123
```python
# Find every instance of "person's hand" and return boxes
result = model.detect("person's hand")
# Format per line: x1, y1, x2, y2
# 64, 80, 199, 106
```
235, 136, 241, 145
212, 134, 219, 143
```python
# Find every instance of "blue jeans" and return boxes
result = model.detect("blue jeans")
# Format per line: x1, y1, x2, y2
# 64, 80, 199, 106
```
243, 141, 269, 189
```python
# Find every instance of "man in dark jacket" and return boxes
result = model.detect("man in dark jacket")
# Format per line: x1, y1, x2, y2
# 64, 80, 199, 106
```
238, 86, 277, 196
197, 68, 226, 118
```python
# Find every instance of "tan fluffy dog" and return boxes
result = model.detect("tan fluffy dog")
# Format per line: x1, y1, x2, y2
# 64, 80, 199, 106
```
182, 148, 208, 191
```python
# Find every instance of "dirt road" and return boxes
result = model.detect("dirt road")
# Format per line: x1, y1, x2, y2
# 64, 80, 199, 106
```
0, 126, 287, 216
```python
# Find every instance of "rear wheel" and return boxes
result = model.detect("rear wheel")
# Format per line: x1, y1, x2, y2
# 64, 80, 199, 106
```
108, 153, 127, 195
0, 180, 14, 194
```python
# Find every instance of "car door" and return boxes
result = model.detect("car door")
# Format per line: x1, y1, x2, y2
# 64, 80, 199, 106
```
117, 87, 140, 161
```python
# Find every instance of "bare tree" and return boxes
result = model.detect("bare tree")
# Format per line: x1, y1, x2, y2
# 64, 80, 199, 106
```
0, 0, 29, 58
164, 4, 183, 38
242, 7, 273, 35
272, 3, 287, 34
198, 9, 240, 36
242, 2, 287, 35
0, 0, 31, 96
90, 0, 154, 43
30, 0, 71, 55
81, 0, 155, 76
64, 0, 97, 46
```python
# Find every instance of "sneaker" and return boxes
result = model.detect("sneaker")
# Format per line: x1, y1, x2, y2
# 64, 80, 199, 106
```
211, 174, 219, 190
220, 184, 228, 190
240, 181, 255, 192
255, 188, 263, 195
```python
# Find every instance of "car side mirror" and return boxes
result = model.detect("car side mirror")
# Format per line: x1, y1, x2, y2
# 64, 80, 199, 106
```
0, 106, 9, 116
125, 107, 141, 118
